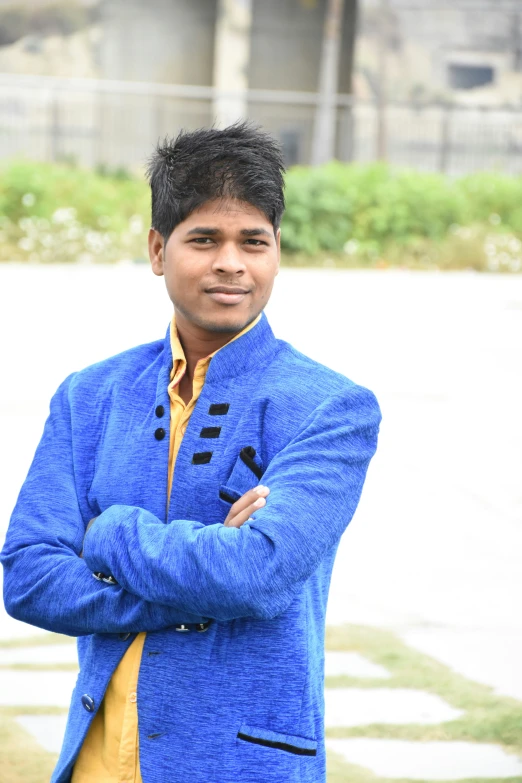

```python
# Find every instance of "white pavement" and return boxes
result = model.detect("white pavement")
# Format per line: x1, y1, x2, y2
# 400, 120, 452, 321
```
326, 739, 522, 780
325, 688, 463, 727
325, 651, 391, 679
0, 643, 78, 666
1, 265, 521, 700
0, 669, 77, 707
16, 715, 68, 754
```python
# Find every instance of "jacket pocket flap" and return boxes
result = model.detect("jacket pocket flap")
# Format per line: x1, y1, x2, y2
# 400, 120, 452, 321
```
219, 447, 264, 506
237, 722, 317, 756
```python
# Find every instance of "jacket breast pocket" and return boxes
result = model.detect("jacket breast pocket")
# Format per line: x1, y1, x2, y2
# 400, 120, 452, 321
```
235, 722, 317, 782
219, 446, 264, 511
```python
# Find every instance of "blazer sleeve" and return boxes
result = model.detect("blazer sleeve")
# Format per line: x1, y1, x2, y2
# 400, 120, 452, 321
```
82, 384, 381, 622
0, 375, 208, 637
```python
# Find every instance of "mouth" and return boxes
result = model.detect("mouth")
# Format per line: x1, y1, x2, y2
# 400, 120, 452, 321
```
205, 286, 250, 305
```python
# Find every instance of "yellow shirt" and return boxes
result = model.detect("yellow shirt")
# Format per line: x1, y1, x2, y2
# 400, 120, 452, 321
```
72, 313, 261, 783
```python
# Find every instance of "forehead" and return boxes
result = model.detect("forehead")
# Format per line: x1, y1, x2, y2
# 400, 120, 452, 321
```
179, 198, 271, 231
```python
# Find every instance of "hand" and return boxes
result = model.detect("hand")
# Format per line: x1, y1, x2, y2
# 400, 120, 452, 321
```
223, 486, 269, 529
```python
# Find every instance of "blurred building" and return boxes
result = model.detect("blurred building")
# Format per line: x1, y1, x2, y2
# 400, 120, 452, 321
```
1, 0, 522, 172
0, 0, 358, 166
357, 0, 522, 105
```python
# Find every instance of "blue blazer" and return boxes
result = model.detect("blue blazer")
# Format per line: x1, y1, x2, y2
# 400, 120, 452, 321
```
1, 312, 381, 783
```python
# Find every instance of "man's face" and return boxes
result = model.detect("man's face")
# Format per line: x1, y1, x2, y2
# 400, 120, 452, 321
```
149, 198, 280, 336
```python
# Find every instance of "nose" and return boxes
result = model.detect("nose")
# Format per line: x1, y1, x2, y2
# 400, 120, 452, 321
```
212, 241, 246, 275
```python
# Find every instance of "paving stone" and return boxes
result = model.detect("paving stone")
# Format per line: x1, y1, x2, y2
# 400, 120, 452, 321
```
325, 688, 463, 727
16, 714, 68, 755
0, 644, 78, 666
403, 628, 522, 702
325, 651, 391, 679
0, 669, 77, 707
326, 738, 522, 780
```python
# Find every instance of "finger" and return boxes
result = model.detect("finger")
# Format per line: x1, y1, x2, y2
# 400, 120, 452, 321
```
224, 496, 266, 528
224, 485, 269, 525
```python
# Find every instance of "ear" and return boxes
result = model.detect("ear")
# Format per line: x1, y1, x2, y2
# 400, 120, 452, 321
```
149, 228, 164, 277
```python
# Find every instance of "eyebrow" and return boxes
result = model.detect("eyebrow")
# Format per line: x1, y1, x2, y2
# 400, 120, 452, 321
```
185, 226, 272, 238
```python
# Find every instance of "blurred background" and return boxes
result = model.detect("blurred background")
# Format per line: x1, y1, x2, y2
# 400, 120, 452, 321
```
0, 2, 521, 782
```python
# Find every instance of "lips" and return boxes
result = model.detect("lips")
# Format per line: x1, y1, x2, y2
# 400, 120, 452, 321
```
206, 287, 250, 295
206, 290, 248, 305
205, 286, 251, 306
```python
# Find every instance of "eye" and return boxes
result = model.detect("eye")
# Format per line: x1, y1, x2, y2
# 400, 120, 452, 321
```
245, 239, 267, 246
191, 237, 213, 244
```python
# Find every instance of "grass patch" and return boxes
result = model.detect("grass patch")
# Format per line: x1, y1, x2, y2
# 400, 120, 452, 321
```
0, 712, 58, 783
328, 744, 522, 783
0, 633, 75, 649
1, 624, 521, 782
0, 663, 78, 671
325, 625, 522, 781
0, 706, 68, 718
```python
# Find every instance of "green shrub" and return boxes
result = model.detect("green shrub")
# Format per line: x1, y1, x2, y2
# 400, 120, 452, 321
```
458, 171, 522, 233
282, 162, 468, 253
0, 160, 150, 263
1, 158, 521, 271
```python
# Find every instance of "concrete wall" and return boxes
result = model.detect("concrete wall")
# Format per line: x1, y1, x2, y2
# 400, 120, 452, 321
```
248, 0, 356, 92
356, 0, 522, 104
98, 0, 218, 85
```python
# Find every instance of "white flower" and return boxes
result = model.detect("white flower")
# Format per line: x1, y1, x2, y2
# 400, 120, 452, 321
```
41, 234, 55, 248
21, 193, 36, 207
66, 226, 82, 240
343, 239, 359, 255
52, 207, 77, 225
129, 214, 144, 235
18, 237, 34, 251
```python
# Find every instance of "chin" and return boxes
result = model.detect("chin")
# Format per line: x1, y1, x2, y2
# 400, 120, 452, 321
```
200, 309, 254, 334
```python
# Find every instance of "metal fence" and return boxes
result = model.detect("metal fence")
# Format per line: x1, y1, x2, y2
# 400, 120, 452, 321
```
1, 72, 522, 175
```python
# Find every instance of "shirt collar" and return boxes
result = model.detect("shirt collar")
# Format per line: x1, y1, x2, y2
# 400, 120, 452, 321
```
163, 310, 278, 386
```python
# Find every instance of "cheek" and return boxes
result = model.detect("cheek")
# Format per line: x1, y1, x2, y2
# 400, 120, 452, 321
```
164, 264, 195, 295
256, 267, 277, 297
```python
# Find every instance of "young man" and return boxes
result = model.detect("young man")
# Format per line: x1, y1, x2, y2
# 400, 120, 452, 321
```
1, 123, 381, 783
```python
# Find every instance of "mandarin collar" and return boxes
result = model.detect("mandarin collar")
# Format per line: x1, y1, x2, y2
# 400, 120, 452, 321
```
162, 311, 278, 385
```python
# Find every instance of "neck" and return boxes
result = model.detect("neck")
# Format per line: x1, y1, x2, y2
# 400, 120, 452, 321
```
174, 310, 241, 382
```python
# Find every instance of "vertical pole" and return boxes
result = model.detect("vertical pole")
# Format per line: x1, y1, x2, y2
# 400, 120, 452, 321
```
213, 0, 253, 128
512, 12, 522, 72
376, 0, 389, 161
439, 102, 452, 174
311, 0, 345, 165
50, 91, 60, 163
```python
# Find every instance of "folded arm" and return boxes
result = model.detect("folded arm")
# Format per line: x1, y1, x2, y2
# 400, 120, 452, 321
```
0, 375, 207, 637
83, 385, 381, 622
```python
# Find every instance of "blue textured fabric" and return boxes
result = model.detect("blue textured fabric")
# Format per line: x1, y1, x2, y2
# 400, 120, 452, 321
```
1, 312, 381, 783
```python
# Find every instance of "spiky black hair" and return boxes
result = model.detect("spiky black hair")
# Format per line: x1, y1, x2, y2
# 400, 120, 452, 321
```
146, 121, 286, 240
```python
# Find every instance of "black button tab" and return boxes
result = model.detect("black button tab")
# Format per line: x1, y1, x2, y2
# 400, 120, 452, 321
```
192, 451, 212, 465
209, 403, 230, 415
155, 405, 165, 418
200, 426, 221, 439
154, 428, 166, 440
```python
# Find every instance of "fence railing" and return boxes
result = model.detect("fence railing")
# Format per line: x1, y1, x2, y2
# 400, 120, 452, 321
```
1, 72, 521, 175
